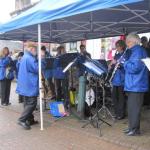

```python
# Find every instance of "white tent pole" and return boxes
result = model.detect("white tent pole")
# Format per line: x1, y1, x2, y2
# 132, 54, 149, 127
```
38, 24, 44, 130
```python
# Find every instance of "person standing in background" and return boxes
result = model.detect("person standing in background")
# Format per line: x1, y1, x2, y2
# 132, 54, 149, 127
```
41, 46, 56, 99
54, 46, 69, 109
80, 45, 91, 58
109, 40, 127, 120
16, 52, 24, 103
141, 36, 150, 57
141, 36, 150, 108
0, 47, 14, 106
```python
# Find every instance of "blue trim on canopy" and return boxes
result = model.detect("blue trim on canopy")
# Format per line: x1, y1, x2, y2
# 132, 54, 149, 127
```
0, 0, 142, 33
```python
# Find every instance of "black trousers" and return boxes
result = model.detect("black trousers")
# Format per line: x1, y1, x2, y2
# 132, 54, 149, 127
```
18, 95, 24, 103
19, 96, 37, 123
0, 79, 11, 105
55, 78, 69, 108
112, 86, 126, 118
47, 78, 55, 96
127, 92, 144, 131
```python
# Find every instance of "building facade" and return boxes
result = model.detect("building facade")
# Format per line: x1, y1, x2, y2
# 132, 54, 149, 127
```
15, 0, 31, 10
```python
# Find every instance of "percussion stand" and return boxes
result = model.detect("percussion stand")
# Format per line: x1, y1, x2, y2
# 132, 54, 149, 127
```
82, 76, 111, 136
81, 75, 96, 128
98, 80, 115, 121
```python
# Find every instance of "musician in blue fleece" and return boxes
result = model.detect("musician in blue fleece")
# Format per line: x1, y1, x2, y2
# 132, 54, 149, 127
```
123, 34, 148, 136
41, 46, 55, 99
16, 43, 38, 130
0, 47, 14, 106
16, 52, 24, 103
109, 40, 127, 120
53, 46, 69, 109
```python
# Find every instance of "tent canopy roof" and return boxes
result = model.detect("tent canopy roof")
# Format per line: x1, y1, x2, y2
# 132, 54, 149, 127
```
0, 0, 149, 43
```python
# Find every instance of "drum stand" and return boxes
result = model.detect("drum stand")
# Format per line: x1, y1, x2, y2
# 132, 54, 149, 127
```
82, 76, 111, 136
98, 81, 115, 121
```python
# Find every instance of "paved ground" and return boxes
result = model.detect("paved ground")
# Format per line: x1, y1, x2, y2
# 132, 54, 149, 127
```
0, 107, 129, 150
0, 82, 150, 150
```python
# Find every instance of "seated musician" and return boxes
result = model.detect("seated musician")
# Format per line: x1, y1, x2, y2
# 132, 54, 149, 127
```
109, 40, 127, 120
53, 46, 69, 109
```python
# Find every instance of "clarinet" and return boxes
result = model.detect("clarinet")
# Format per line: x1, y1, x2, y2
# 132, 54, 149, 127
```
109, 48, 128, 84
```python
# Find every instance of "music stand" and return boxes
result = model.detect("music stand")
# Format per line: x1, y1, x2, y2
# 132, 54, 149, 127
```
59, 52, 79, 69
42, 57, 55, 110
98, 80, 115, 121
86, 58, 115, 121
81, 60, 111, 136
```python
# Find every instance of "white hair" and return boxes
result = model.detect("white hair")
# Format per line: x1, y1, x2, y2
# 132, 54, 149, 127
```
126, 34, 141, 45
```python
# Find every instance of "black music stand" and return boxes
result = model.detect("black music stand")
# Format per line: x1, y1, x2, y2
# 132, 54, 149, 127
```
81, 61, 111, 136
42, 57, 55, 110
59, 53, 80, 69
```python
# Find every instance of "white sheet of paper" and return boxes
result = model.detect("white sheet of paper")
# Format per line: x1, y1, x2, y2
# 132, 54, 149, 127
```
141, 58, 150, 71
83, 61, 103, 75
85, 88, 95, 106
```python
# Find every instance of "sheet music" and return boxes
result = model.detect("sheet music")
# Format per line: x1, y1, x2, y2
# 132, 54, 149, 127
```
141, 58, 150, 71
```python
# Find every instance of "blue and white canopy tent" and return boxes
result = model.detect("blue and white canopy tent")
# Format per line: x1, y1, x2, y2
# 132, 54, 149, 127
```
0, 0, 149, 43
0, 0, 149, 130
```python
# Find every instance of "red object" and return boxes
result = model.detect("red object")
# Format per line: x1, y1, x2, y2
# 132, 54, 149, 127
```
120, 35, 126, 40
107, 50, 113, 60
81, 40, 86, 46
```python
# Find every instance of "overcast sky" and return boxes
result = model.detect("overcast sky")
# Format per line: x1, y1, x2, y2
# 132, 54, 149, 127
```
0, 0, 39, 23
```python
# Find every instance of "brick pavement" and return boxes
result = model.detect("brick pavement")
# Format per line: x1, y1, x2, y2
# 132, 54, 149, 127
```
0, 82, 150, 150
0, 108, 129, 150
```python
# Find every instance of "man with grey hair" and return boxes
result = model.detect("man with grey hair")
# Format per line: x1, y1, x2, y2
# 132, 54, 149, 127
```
123, 34, 149, 136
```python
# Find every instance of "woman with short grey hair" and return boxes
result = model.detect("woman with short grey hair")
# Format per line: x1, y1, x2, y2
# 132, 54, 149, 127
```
126, 34, 141, 48
123, 34, 148, 136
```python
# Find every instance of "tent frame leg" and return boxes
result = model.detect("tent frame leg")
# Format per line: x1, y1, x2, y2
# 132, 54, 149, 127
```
38, 24, 44, 131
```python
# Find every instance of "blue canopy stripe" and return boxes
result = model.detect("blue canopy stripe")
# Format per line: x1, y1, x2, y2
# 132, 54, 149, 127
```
0, 0, 149, 43
0, 0, 142, 33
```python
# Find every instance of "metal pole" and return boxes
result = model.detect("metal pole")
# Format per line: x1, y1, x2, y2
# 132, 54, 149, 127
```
38, 24, 44, 130
22, 41, 24, 52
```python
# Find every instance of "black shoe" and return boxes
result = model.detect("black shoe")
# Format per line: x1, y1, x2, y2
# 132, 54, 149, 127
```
123, 128, 130, 134
2, 103, 7, 106
6, 103, 11, 106
50, 96, 56, 100
18, 121, 31, 130
126, 130, 140, 136
26, 120, 39, 126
